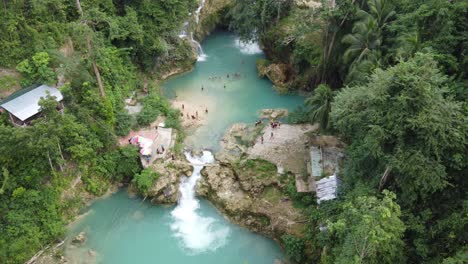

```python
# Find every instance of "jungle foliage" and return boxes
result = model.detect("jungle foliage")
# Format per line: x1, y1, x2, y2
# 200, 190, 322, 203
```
0, 0, 194, 263
230, 0, 467, 263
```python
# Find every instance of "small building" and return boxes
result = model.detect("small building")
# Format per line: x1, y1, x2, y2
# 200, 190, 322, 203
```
0, 85, 63, 126
308, 138, 345, 203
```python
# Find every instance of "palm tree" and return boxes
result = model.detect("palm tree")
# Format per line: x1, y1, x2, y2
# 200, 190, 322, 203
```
342, 16, 382, 66
396, 31, 422, 59
342, 0, 395, 67
305, 84, 335, 130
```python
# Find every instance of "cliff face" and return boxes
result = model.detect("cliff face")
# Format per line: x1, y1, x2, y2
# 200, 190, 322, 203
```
194, 0, 233, 41
259, 2, 324, 92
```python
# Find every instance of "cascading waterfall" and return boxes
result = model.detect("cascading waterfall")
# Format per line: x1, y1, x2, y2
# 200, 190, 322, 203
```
179, 0, 207, 61
194, 0, 206, 24
191, 33, 207, 61
192, 0, 207, 61
234, 37, 263, 55
170, 151, 229, 253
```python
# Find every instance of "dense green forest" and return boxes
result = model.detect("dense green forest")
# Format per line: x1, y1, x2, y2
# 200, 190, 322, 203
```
0, 0, 466, 263
0, 0, 194, 262
230, 0, 467, 263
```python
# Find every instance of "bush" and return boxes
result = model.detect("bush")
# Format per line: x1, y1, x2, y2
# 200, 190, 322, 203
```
284, 175, 314, 208
136, 95, 171, 126
115, 111, 133, 136
164, 108, 182, 129
16, 52, 56, 87
282, 234, 305, 263
132, 168, 159, 195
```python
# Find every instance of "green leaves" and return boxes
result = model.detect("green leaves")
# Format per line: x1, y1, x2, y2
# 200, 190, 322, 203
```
327, 191, 406, 264
133, 168, 159, 195
16, 52, 57, 87
332, 53, 464, 196
281, 234, 306, 263
305, 84, 335, 130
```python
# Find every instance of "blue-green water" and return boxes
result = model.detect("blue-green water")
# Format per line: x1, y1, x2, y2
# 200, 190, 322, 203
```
66, 31, 304, 263
163, 31, 303, 150
66, 190, 283, 264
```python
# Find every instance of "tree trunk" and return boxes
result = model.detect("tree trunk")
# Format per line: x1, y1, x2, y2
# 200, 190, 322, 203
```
86, 35, 106, 98
76, 0, 105, 98
47, 151, 55, 172
57, 141, 64, 172
75, 0, 83, 17
379, 166, 392, 191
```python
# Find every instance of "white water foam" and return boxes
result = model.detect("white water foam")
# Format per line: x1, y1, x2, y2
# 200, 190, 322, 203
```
234, 38, 263, 54
170, 151, 229, 254
190, 33, 207, 61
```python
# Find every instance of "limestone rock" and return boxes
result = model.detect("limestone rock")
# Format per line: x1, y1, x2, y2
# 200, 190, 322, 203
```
147, 159, 192, 204
259, 108, 289, 120
220, 123, 250, 153
257, 62, 289, 93
197, 153, 307, 238
72, 232, 86, 245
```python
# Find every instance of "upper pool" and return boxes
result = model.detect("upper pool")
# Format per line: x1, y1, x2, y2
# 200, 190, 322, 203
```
163, 31, 304, 150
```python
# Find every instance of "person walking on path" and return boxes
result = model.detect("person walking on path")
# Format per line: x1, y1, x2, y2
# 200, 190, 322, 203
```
261, 136, 264, 144
270, 132, 274, 139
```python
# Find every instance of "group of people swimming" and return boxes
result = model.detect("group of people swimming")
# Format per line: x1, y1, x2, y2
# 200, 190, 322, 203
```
208, 72, 241, 81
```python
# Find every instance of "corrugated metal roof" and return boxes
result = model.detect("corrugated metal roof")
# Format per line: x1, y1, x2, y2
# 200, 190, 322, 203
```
310, 146, 322, 177
0, 85, 63, 121
316, 174, 339, 204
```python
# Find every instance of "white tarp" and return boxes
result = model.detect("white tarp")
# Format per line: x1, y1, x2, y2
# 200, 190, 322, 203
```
316, 174, 339, 204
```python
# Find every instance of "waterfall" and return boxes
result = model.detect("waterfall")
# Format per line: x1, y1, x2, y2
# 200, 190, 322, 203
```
191, 33, 207, 61
170, 151, 229, 253
194, 0, 206, 24
234, 38, 263, 55
178, 1, 207, 61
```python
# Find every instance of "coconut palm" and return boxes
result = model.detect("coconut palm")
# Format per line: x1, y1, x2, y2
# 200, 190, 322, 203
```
342, 0, 395, 67
342, 16, 382, 65
305, 84, 335, 130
